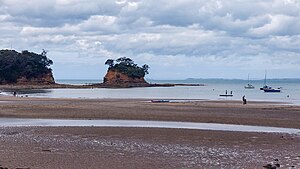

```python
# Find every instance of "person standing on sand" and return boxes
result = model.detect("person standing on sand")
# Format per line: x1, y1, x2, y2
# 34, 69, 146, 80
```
242, 95, 247, 105
13, 91, 17, 97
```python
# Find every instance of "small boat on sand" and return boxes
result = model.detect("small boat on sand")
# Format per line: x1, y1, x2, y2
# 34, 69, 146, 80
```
151, 100, 170, 103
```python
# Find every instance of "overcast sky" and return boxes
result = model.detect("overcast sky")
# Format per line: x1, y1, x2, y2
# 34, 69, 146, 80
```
1, 0, 300, 80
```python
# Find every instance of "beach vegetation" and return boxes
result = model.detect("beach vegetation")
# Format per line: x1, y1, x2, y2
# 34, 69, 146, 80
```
105, 57, 149, 78
0, 49, 53, 84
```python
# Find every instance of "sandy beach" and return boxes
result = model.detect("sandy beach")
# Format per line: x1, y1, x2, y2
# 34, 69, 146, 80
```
0, 96, 299, 128
0, 96, 299, 168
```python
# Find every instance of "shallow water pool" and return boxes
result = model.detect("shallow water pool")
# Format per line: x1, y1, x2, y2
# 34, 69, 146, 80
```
0, 118, 299, 135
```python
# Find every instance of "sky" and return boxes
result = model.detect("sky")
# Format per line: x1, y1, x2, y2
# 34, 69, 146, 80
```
0, 0, 300, 80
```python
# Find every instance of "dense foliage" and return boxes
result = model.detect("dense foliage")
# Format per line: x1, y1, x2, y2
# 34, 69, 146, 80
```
0, 49, 53, 83
105, 57, 149, 78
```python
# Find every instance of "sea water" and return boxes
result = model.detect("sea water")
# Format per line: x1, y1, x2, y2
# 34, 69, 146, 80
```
2, 79, 300, 105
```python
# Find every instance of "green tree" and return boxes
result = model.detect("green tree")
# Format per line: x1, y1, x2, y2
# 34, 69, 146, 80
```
0, 49, 53, 84
115, 57, 134, 66
104, 59, 114, 68
104, 57, 149, 78
142, 64, 149, 75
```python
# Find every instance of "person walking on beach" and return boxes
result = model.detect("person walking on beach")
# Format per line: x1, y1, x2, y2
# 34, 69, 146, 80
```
242, 95, 247, 105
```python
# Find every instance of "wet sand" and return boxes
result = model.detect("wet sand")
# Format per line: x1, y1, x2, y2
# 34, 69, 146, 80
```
0, 96, 299, 168
0, 127, 299, 169
0, 96, 299, 128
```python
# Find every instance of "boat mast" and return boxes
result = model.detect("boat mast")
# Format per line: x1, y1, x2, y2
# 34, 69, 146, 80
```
264, 70, 267, 85
248, 73, 250, 84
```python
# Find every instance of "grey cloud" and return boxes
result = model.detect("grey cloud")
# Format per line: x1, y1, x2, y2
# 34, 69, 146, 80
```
248, 15, 300, 37
0, 0, 300, 79
1, 0, 120, 27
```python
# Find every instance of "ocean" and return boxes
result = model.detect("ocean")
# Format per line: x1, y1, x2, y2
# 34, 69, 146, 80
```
3, 79, 300, 105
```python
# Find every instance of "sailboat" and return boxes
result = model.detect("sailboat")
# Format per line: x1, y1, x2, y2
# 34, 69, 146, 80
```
260, 71, 281, 92
260, 71, 269, 90
244, 74, 255, 89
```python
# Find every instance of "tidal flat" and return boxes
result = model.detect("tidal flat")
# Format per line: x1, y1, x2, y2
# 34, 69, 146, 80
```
0, 96, 299, 168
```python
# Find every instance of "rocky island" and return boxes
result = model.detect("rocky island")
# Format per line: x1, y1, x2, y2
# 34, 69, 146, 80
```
101, 57, 150, 88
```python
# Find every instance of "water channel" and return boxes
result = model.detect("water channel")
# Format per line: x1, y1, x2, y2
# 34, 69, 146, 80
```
0, 118, 299, 135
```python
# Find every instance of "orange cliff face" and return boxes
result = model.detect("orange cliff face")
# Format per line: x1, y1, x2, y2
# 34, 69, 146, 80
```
103, 70, 149, 87
16, 73, 55, 85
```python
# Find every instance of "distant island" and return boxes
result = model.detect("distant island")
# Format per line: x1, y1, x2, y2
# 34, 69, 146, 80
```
0, 49, 55, 85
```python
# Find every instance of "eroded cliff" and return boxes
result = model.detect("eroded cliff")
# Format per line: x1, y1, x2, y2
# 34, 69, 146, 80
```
103, 70, 150, 88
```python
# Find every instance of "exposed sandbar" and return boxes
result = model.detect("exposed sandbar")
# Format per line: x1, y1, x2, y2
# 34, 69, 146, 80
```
0, 96, 299, 168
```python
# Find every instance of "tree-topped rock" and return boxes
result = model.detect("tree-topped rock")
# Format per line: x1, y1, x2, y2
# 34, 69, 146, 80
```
0, 49, 55, 85
105, 57, 149, 78
103, 57, 150, 87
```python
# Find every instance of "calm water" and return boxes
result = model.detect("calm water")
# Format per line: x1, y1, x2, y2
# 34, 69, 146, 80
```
0, 118, 299, 134
2, 79, 300, 105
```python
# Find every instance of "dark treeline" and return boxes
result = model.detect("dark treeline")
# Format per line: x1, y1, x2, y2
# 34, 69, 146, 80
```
0, 49, 53, 84
105, 57, 149, 78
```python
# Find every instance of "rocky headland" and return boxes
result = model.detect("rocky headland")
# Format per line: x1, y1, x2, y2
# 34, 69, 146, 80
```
15, 73, 55, 85
0, 50, 55, 86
